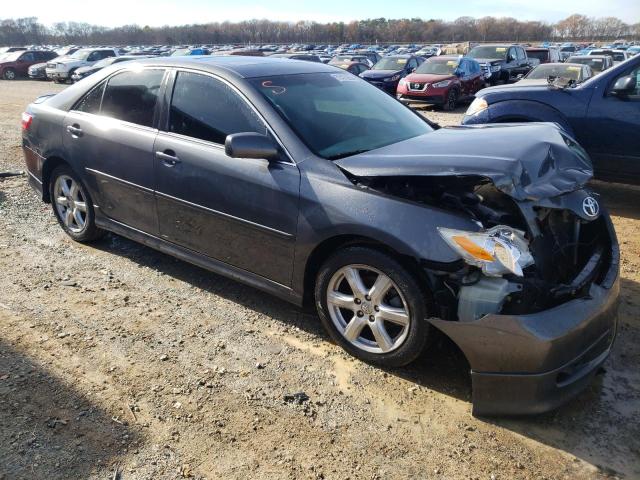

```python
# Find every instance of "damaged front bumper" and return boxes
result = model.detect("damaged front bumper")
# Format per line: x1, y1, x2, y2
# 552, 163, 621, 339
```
428, 217, 620, 416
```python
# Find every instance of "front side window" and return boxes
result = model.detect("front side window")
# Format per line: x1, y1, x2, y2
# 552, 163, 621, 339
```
169, 71, 266, 144
101, 69, 164, 127
249, 72, 432, 160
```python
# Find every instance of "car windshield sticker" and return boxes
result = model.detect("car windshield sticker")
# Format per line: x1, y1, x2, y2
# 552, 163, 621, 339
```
397, 59, 407, 64
261, 80, 286, 95
447, 61, 457, 66
496, 47, 506, 52
567, 66, 580, 71
331, 73, 357, 81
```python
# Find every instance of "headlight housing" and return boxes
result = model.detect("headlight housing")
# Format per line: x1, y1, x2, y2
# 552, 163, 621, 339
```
438, 226, 534, 277
398, 78, 407, 86
490, 65, 501, 72
465, 97, 488, 116
432, 80, 452, 88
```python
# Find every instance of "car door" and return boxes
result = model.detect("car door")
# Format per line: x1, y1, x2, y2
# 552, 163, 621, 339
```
16, 52, 35, 75
516, 47, 531, 76
62, 68, 166, 234
584, 62, 640, 178
153, 70, 300, 286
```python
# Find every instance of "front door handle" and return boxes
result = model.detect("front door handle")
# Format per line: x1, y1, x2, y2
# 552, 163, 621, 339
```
66, 124, 83, 137
156, 150, 181, 166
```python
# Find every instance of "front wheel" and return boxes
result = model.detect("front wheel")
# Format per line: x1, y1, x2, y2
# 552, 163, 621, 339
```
315, 247, 430, 367
49, 165, 105, 242
442, 89, 458, 111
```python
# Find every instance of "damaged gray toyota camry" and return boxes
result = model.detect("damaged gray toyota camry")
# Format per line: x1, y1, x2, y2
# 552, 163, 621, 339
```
21, 56, 619, 416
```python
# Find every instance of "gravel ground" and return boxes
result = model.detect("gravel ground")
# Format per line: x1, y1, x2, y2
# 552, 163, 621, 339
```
0, 79, 638, 480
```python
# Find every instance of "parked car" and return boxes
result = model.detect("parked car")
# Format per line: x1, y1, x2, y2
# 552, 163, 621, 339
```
333, 60, 370, 75
588, 49, 629, 65
354, 50, 382, 66
0, 50, 58, 80
329, 54, 374, 68
46, 48, 118, 83
269, 53, 322, 62
21, 56, 619, 416
359, 55, 423, 93
467, 44, 534, 84
71, 55, 154, 82
559, 45, 578, 61
517, 63, 593, 85
627, 46, 640, 56
462, 54, 640, 182
396, 56, 484, 110
525, 47, 561, 64
566, 55, 614, 74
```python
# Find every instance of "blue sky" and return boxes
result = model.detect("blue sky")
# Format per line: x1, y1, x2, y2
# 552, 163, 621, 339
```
11, 0, 640, 26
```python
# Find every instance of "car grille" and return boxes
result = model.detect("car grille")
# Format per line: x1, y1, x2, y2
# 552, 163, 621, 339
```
479, 63, 490, 76
408, 82, 428, 91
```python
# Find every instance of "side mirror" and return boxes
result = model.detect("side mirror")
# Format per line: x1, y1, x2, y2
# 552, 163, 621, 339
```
225, 132, 279, 161
611, 75, 636, 96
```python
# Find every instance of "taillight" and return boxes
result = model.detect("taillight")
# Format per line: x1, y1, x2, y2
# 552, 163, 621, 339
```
21, 112, 32, 131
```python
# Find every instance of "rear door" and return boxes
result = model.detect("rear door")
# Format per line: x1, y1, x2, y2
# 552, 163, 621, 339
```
584, 62, 640, 178
63, 68, 167, 234
153, 70, 300, 285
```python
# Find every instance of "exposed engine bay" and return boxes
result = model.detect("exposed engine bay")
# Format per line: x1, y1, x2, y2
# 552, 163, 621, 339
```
347, 174, 611, 323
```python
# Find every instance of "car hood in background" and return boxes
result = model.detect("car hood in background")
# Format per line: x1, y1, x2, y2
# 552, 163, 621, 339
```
470, 58, 504, 64
361, 69, 402, 79
405, 73, 455, 84
335, 123, 593, 201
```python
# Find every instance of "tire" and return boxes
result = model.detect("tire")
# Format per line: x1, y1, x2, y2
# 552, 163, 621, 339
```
442, 89, 458, 111
49, 165, 105, 243
66, 69, 76, 84
315, 246, 431, 367
2, 68, 16, 80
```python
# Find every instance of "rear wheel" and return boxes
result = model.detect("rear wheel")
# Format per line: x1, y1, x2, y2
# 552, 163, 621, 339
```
315, 247, 430, 367
49, 165, 104, 242
2, 68, 16, 80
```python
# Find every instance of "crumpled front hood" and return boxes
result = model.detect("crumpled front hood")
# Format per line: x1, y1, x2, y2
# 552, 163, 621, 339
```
335, 123, 593, 201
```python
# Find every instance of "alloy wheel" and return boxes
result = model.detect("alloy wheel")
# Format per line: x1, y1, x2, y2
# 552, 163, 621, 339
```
53, 175, 88, 233
326, 264, 411, 354
4, 69, 15, 80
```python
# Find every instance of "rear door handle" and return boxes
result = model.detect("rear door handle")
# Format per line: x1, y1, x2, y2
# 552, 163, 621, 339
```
155, 150, 181, 166
66, 125, 83, 137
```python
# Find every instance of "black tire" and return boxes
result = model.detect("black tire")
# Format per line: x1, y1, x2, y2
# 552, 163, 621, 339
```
66, 69, 76, 84
2, 68, 16, 80
442, 88, 458, 111
49, 165, 105, 243
315, 246, 430, 367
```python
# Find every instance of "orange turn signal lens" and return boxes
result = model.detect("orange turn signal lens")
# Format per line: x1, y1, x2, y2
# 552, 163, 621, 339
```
451, 235, 494, 262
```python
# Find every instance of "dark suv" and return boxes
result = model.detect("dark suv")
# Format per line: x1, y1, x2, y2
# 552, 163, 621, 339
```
467, 44, 534, 84
22, 56, 619, 416
525, 47, 561, 64
0, 50, 57, 80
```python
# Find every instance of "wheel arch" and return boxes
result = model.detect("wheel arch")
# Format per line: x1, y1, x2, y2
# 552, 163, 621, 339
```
301, 234, 429, 307
41, 156, 73, 203
488, 99, 575, 136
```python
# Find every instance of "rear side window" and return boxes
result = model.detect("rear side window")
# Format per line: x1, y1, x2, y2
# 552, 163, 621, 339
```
101, 69, 164, 127
75, 82, 106, 114
168, 71, 266, 144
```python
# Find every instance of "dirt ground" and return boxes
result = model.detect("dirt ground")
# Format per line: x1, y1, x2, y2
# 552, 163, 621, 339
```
0, 79, 638, 480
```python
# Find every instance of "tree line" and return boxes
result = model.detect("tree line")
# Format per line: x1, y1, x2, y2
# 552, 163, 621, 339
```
1, 14, 638, 46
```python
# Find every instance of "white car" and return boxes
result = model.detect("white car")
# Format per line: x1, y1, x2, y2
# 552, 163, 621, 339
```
45, 48, 117, 83
588, 49, 629, 65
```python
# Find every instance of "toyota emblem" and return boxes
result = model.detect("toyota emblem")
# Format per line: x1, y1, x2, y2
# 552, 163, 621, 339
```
582, 197, 599, 217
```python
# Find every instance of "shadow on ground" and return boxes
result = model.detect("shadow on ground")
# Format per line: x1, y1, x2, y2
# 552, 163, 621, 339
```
0, 337, 140, 480
592, 179, 640, 221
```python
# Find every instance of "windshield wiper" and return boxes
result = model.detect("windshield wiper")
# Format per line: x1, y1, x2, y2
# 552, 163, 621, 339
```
326, 149, 370, 160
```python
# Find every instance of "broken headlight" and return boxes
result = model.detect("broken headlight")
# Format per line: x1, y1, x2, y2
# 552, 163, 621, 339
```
438, 226, 534, 277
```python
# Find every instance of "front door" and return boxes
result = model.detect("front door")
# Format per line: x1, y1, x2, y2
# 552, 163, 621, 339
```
63, 68, 166, 234
584, 62, 640, 179
154, 70, 300, 286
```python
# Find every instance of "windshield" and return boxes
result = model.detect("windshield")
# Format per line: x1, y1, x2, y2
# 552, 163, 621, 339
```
526, 64, 582, 81
69, 49, 90, 60
372, 57, 408, 70
468, 46, 507, 59
415, 58, 457, 75
567, 57, 606, 72
249, 73, 432, 159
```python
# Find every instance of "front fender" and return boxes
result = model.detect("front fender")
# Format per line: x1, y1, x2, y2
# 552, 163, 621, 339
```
464, 99, 574, 137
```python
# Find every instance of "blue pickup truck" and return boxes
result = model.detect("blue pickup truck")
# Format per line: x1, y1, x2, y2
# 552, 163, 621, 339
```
462, 54, 640, 183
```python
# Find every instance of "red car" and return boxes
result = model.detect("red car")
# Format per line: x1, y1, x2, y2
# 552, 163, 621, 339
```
0, 50, 57, 80
396, 56, 484, 110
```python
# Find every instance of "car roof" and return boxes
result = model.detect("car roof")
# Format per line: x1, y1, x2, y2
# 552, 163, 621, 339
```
131, 55, 337, 78
568, 55, 608, 59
